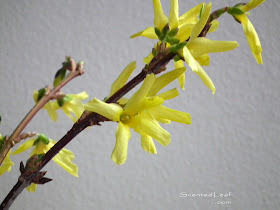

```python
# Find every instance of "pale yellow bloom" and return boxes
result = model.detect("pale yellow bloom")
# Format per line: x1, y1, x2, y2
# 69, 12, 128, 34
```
85, 70, 191, 165
33, 91, 88, 122
0, 133, 14, 175
0, 150, 14, 176
233, 0, 266, 64
131, 1, 239, 93
12, 134, 78, 192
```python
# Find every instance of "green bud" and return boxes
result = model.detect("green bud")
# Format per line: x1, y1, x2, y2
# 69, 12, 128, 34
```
170, 42, 187, 53
37, 88, 46, 102
166, 37, 180, 45
37, 134, 50, 145
57, 95, 72, 107
53, 67, 67, 88
167, 28, 178, 38
227, 7, 245, 15
154, 27, 162, 39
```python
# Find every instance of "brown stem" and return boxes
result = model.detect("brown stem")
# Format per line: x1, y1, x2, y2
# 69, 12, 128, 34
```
0, 4, 233, 208
0, 60, 83, 165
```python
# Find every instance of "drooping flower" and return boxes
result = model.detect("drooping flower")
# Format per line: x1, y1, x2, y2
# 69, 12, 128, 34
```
33, 90, 88, 122
131, 0, 239, 93
0, 134, 14, 175
229, 0, 265, 64
55, 92, 89, 122
12, 134, 78, 192
85, 68, 191, 165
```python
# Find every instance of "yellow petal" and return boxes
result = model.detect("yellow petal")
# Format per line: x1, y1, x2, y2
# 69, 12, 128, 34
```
141, 96, 164, 111
209, 20, 219, 33
196, 54, 210, 66
27, 183, 37, 192
174, 60, 185, 89
84, 98, 123, 122
52, 142, 78, 177
153, 0, 168, 29
151, 105, 192, 124
125, 74, 156, 115
44, 102, 58, 122
110, 61, 137, 97
62, 106, 76, 122
189, 2, 212, 42
147, 68, 185, 96
31, 141, 51, 156
134, 116, 171, 146
141, 135, 157, 154
169, 0, 179, 30
176, 23, 194, 42
187, 37, 239, 58
68, 92, 89, 100
33, 90, 39, 103
240, 0, 266, 12
236, 14, 262, 64
179, 3, 203, 26
130, 27, 158, 39
183, 46, 215, 94
144, 52, 154, 64
157, 88, 179, 100
12, 139, 36, 155
111, 122, 131, 165
0, 150, 14, 175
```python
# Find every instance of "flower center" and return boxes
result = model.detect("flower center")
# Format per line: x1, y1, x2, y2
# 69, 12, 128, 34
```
120, 114, 131, 124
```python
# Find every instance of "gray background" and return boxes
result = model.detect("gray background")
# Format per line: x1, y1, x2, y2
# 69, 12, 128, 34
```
0, 0, 279, 210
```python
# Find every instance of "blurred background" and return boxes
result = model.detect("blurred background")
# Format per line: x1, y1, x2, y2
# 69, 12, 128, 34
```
0, 0, 279, 209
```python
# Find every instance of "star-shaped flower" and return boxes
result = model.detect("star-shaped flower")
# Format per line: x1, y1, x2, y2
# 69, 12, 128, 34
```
85, 65, 190, 164
33, 91, 88, 122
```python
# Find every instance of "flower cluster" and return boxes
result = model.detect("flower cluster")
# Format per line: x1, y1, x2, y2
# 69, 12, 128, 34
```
131, 0, 264, 92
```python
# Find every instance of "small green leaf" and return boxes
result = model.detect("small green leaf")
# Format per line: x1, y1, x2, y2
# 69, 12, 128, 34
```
154, 27, 161, 38
167, 28, 178, 37
227, 7, 245, 15
167, 38, 180, 45
170, 42, 187, 53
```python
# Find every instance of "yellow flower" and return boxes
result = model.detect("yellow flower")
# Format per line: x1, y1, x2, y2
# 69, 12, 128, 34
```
56, 92, 89, 122
33, 91, 88, 122
232, 0, 266, 64
12, 134, 78, 192
131, 0, 239, 93
0, 134, 14, 175
85, 69, 191, 165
